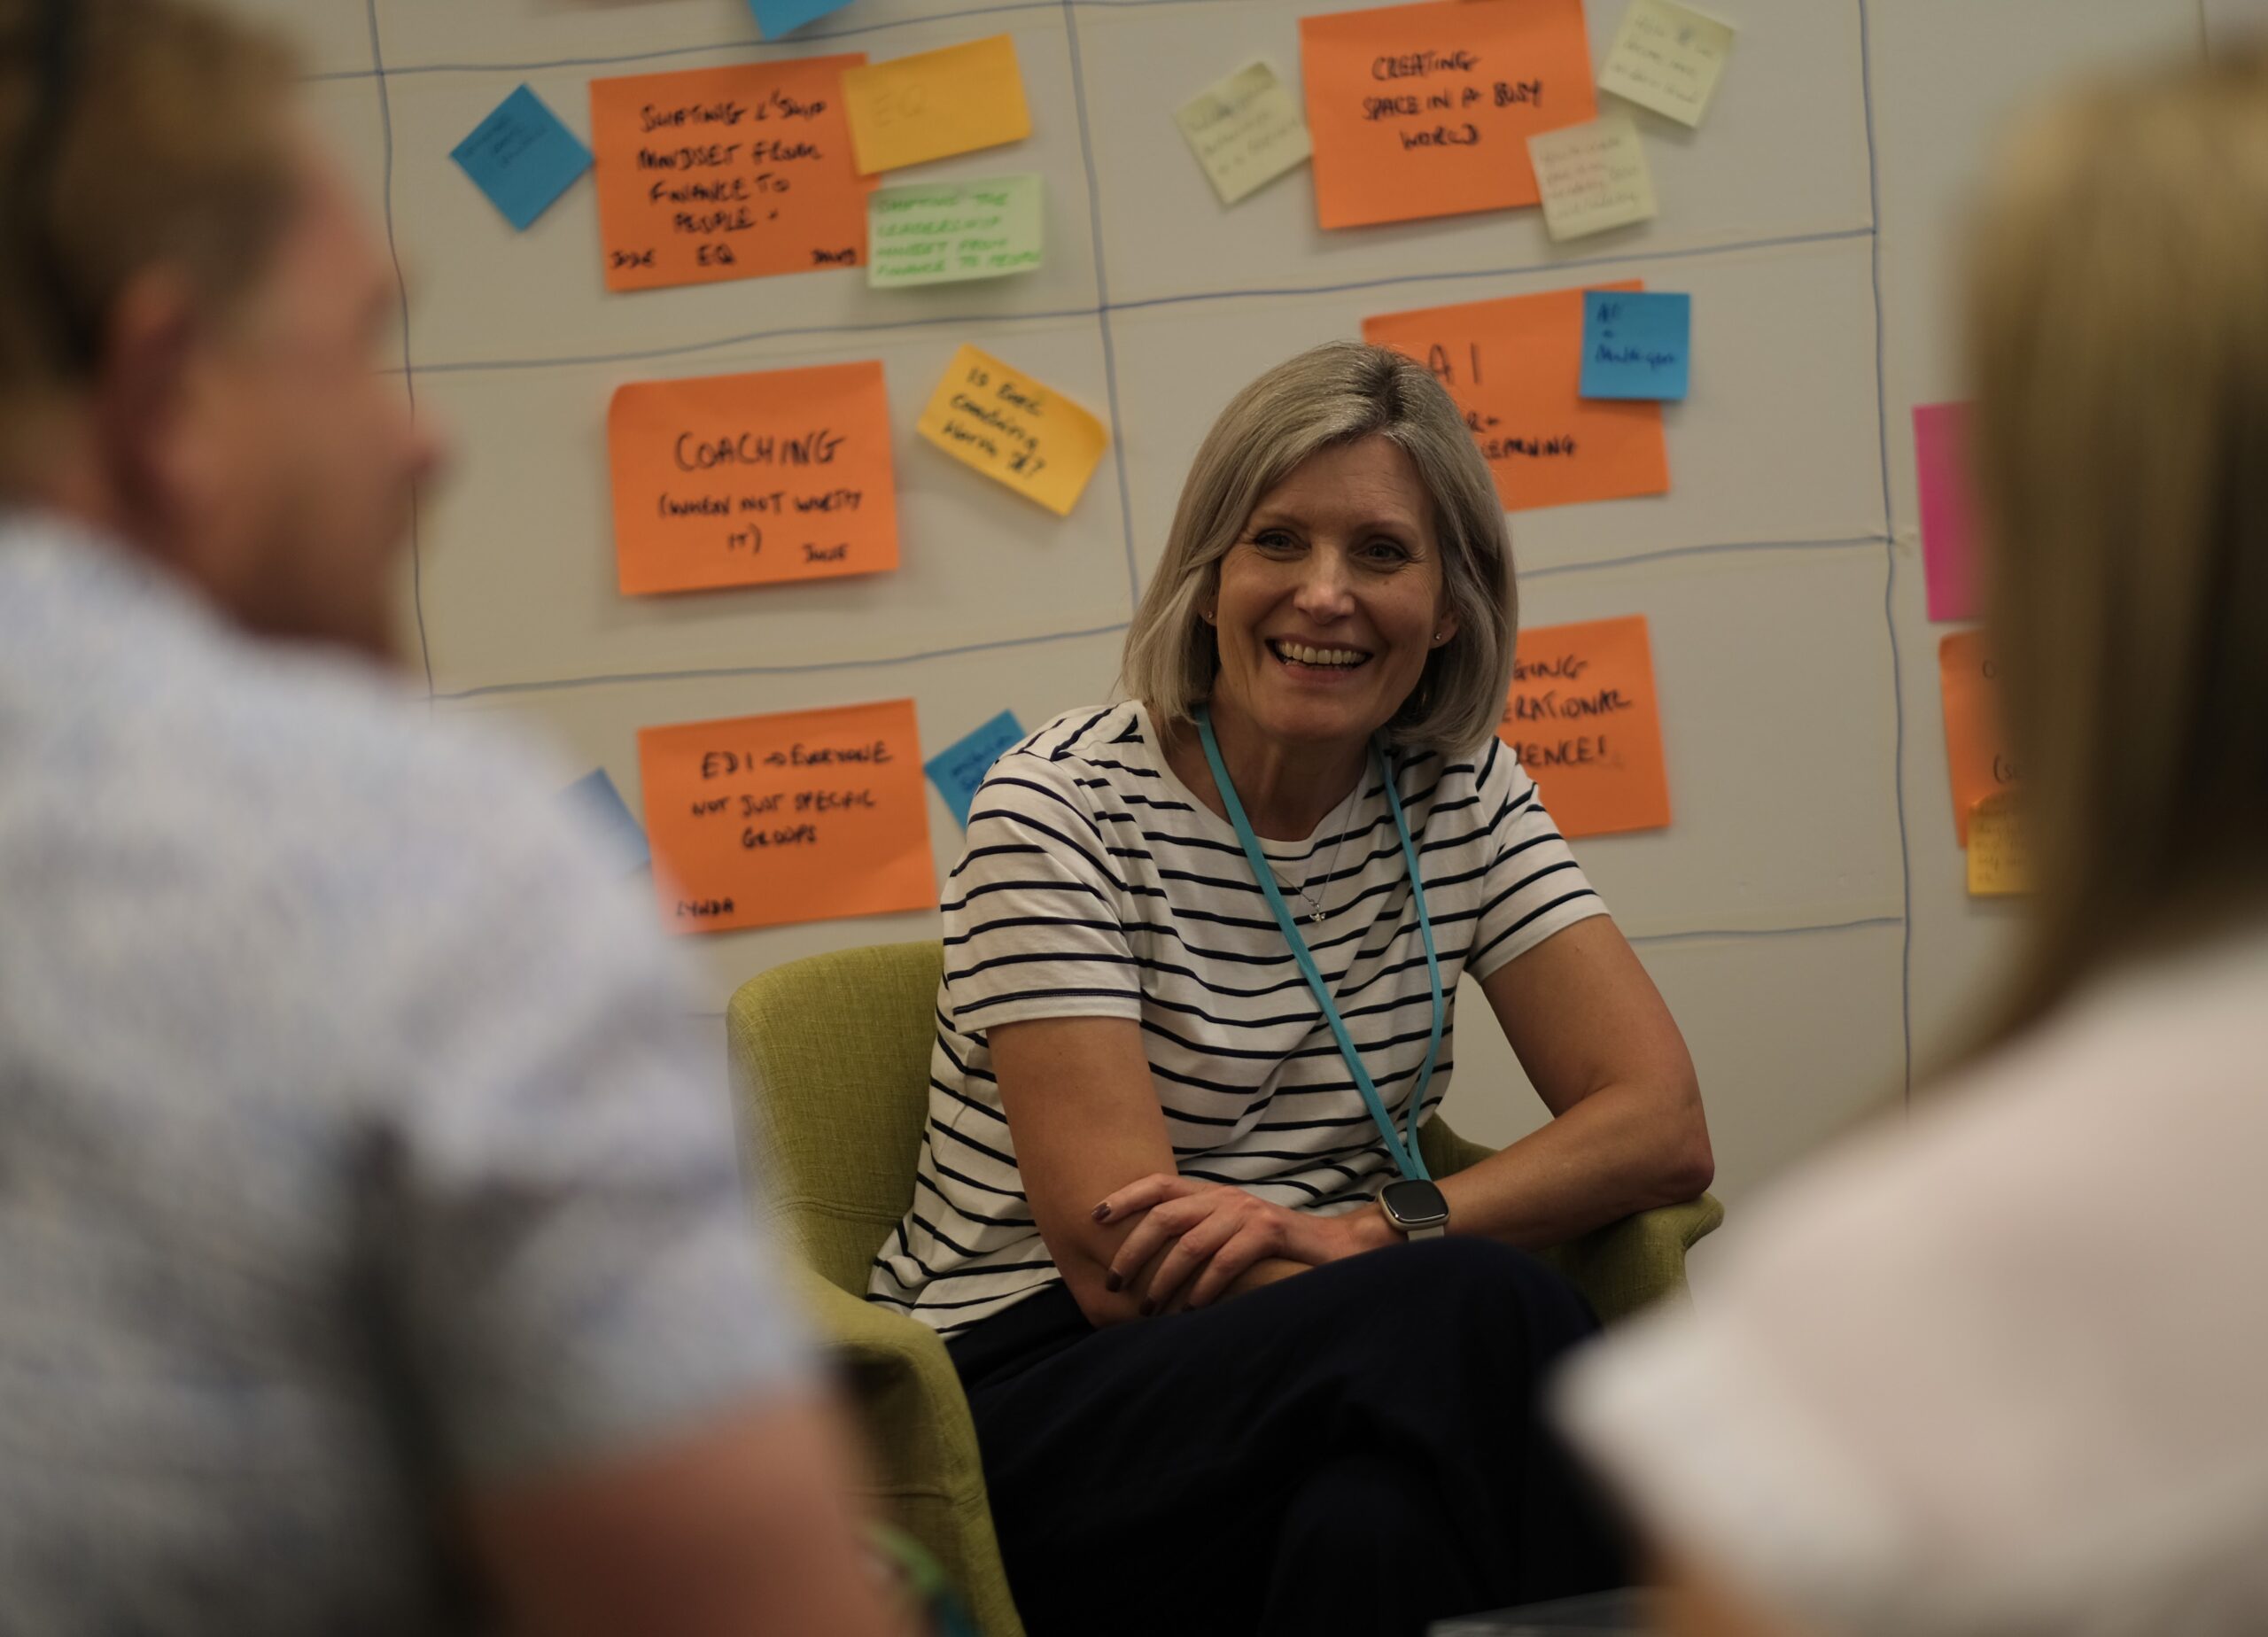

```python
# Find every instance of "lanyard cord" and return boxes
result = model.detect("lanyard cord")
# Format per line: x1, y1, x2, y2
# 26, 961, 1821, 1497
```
1193, 706, 1440, 1183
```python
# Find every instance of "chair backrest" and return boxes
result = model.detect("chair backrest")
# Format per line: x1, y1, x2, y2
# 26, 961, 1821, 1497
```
727, 940, 945, 1295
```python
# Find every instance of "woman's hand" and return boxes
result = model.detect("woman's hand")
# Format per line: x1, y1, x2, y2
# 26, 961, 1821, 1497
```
1094, 1175, 1388, 1315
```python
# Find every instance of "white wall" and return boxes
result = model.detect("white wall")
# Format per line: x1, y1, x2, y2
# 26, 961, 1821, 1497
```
270, 0, 2208, 1228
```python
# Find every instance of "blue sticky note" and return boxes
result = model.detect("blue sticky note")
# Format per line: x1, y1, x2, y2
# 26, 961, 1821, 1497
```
561, 768, 650, 875
1580, 290, 1691, 401
749, 0, 855, 37
450, 84, 592, 231
925, 710, 1028, 828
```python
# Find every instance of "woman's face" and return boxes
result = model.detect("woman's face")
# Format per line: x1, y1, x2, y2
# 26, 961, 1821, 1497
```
1205, 435, 1457, 753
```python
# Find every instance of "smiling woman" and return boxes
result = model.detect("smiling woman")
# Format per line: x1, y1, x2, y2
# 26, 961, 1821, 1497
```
870, 343, 1713, 1636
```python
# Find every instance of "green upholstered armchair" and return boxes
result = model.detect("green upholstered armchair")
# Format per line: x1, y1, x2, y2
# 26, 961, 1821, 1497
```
728, 940, 1723, 1637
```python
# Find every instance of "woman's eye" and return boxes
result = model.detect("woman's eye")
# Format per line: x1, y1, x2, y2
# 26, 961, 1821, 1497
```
1252, 530, 1298, 551
1362, 538, 1412, 563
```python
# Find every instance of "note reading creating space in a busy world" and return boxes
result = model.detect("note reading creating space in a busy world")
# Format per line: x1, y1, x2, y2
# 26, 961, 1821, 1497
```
867, 175, 1043, 289
916, 343, 1109, 515
589, 56, 872, 291
638, 698, 936, 935
1176, 60, 1314, 205
1498, 615, 1671, 838
1596, 0, 1736, 128
1938, 628, 2016, 845
841, 35, 1032, 175
1298, 0, 1596, 230
1363, 283, 1670, 511
607, 361, 899, 595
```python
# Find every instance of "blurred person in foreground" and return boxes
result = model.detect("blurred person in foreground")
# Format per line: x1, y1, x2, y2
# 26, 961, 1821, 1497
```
0, 2, 901, 1631
1558, 50, 2268, 1637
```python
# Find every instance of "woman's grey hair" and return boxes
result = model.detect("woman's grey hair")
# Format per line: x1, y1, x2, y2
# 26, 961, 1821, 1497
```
1120, 340, 1516, 756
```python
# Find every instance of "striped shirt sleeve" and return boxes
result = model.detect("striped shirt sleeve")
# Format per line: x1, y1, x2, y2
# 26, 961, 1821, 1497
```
1464, 741, 1609, 981
939, 751, 1146, 1032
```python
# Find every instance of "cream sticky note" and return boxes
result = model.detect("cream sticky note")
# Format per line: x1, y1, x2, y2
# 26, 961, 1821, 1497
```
1966, 792, 2033, 896
1526, 116, 1656, 241
867, 175, 1042, 289
1598, 0, 1736, 128
917, 343, 1107, 516
1175, 61, 1313, 206
841, 35, 1031, 175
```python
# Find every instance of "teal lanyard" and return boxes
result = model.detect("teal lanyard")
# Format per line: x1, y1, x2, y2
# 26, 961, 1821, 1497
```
1194, 705, 1442, 1183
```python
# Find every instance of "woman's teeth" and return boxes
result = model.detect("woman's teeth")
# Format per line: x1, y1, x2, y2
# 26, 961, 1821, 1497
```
1270, 640, 1368, 669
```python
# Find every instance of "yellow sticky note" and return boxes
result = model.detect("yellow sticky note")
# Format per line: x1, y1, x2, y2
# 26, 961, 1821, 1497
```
1175, 61, 1313, 206
1966, 791, 2034, 897
1526, 117, 1657, 241
842, 35, 1031, 175
917, 343, 1107, 516
1599, 0, 1736, 128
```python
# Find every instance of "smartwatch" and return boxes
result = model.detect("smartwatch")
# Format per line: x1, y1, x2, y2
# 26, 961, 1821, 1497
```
1378, 1177, 1449, 1241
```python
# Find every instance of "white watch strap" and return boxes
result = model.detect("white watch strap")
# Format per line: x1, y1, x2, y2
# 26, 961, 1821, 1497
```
1405, 1221, 1446, 1240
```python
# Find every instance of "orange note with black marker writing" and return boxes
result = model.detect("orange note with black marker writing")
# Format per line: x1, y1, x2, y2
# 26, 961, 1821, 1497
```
608, 361, 899, 595
1300, 0, 1596, 230
639, 698, 936, 935
1365, 283, 1669, 511
590, 57, 873, 291
1497, 614, 1671, 839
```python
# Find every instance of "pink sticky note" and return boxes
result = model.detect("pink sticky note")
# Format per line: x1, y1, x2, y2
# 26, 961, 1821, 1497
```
1914, 401, 1977, 623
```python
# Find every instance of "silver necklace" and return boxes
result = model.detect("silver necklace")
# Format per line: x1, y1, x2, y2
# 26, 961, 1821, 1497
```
1278, 786, 1358, 924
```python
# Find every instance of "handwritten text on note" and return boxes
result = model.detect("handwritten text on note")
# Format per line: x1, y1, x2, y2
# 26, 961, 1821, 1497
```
1598, 0, 1736, 128
639, 699, 936, 935
590, 57, 872, 291
1527, 116, 1657, 242
841, 35, 1031, 175
1581, 290, 1690, 400
1175, 61, 1314, 205
916, 343, 1108, 516
1365, 283, 1671, 511
1498, 615, 1672, 838
1299, 0, 1597, 229
1939, 629, 2018, 845
867, 174, 1042, 288
608, 361, 899, 594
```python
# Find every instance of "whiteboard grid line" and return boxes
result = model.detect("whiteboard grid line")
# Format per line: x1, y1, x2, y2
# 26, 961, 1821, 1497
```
424, 533, 1879, 702
1854, 0, 1914, 1106
430, 618, 1137, 702
364, 0, 435, 702
308, 0, 1223, 82
393, 224, 1873, 380
1059, 0, 1145, 609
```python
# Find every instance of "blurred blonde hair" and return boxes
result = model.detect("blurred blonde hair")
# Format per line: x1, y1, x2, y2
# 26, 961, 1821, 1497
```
1120, 341, 1518, 756
0, 0, 297, 478
1966, 49, 2268, 1044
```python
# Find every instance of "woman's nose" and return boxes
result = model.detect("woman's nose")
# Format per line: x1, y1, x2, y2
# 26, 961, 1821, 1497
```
1292, 547, 1356, 617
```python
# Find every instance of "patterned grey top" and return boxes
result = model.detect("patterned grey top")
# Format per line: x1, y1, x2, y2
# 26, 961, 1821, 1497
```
0, 518, 811, 1633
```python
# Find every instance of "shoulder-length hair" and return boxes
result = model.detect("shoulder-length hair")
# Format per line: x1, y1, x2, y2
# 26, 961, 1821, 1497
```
1966, 49, 2268, 1049
1120, 340, 1516, 757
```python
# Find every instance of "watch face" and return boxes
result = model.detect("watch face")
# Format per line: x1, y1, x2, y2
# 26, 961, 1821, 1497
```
1380, 1178, 1449, 1228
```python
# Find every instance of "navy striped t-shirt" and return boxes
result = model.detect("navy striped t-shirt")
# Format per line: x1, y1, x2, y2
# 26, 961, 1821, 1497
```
868, 702, 1606, 1333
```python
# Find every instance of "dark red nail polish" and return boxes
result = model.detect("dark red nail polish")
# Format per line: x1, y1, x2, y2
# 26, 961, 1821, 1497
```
1139, 1298, 1155, 1316
1105, 1271, 1122, 1292
1091, 1204, 1109, 1222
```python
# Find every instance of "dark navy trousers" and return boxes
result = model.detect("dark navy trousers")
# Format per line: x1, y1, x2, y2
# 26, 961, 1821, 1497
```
947, 1237, 1631, 1637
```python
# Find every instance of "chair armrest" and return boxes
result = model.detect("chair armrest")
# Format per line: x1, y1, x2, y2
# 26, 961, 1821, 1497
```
1537, 1193, 1725, 1325
786, 1262, 989, 1500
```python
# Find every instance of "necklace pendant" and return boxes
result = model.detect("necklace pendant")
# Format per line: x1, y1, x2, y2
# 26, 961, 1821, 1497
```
1309, 908, 1326, 924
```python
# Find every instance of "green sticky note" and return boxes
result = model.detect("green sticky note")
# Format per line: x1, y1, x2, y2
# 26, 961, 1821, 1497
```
866, 174, 1042, 291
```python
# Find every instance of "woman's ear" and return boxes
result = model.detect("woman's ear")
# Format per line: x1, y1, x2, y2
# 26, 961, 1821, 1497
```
1432, 609, 1460, 648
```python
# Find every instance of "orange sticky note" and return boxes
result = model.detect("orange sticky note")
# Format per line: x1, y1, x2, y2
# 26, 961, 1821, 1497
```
1365, 283, 1670, 511
916, 343, 1108, 516
590, 57, 873, 292
841, 35, 1031, 175
607, 361, 899, 596
1299, 0, 1598, 230
1497, 615, 1671, 839
639, 698, 936, 935
1938, 629, 2018, 845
